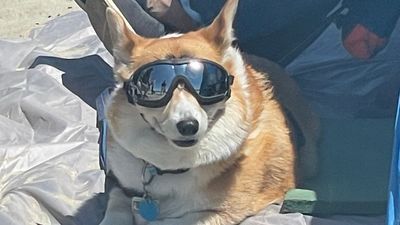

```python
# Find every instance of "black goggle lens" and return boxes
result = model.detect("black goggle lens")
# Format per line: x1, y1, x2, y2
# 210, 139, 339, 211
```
126, 59, 233, 107
133, 64, 175, 101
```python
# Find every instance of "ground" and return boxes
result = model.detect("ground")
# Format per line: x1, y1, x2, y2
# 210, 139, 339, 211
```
0, 0, 81, 39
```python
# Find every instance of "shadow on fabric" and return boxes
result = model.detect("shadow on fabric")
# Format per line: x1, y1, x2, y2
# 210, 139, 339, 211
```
30, 55, 115, 109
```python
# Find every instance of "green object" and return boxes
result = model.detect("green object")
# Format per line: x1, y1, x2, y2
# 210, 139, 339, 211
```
281, 189, 317, 214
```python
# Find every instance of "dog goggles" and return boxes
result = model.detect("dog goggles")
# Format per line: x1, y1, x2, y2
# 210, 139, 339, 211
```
123, 58, 234, 108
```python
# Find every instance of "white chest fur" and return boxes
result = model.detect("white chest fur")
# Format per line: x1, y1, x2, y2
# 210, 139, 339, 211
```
107, 142, 214, 222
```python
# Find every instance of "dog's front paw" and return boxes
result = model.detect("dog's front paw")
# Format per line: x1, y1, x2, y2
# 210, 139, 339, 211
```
148, 212, 218, 225
101, 187, 135, 225
149, 221, 201, 225
99, 212, 133, 225
148, 219, 190, 225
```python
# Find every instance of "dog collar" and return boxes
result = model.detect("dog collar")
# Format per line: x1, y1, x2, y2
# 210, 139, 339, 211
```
107, 161, 190, 221
153, 166, 189, 175
132, 162, 189, 221
140, 161, 189, 185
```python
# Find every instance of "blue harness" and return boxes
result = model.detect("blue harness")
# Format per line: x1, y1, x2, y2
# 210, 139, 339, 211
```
96, 87, 113, 172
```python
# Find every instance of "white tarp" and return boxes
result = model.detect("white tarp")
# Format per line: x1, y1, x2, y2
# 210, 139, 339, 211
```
0, 11, 106, 225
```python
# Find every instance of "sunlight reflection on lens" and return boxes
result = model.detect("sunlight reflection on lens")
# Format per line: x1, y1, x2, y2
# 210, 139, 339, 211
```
188, 60, 203, 71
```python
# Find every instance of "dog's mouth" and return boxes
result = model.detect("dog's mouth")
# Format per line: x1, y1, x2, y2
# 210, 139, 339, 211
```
172, 139, 198, 148
150, 118, 199, 148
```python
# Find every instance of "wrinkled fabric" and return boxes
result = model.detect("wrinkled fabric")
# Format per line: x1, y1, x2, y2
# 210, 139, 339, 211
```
287, 19, 400, 119
0, 11, 106, 225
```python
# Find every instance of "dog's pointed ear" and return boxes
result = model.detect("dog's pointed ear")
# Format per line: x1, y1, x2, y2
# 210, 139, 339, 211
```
200, 0, 239, 50
106, 7, 143, 68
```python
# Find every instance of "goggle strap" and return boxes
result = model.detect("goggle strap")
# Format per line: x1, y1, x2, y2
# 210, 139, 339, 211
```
229, 75, 234, 85
123, 82, 136, 105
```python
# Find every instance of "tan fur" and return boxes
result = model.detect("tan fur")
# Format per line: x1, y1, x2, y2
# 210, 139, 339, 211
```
202, 66, 295, 222
102, 0, 318, 224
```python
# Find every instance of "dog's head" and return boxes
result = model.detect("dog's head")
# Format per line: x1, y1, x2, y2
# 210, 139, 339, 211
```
106, 0, 250, 169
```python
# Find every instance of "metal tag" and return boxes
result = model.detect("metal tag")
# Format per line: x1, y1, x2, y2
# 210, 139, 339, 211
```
132, 197, 160, 221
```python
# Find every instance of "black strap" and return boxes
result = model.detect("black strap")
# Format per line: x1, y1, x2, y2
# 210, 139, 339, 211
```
106, 168, 189, 198
155, 167, 190, 175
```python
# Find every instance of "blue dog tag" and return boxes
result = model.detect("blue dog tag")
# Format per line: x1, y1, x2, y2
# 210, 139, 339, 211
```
136, 198, 160, 221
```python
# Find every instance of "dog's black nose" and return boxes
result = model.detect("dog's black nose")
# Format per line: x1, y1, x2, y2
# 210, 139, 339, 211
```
176, 119, 199, 136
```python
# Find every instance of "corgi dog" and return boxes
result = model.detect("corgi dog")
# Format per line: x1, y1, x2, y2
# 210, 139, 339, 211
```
100, 0, 318, 224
